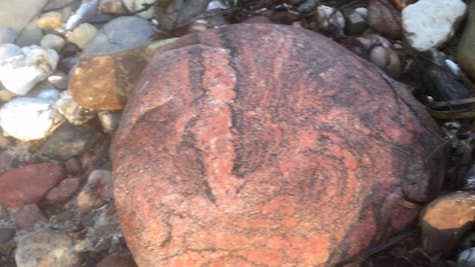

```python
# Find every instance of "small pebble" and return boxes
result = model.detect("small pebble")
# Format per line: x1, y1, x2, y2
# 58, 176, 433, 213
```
45, 178, 81, 204
47, 71, 69, 90
0, 45, 59, 95
65, 0, 99, 31
98, 111, 122, 133
82, 16, 155, 55
65, 157, 82, 175
56, 91, 96, 125
0, 163, 65, 207
316, 5, 345, 33
99, 0, 128, 14
40, 34, 66, 52
367, 0, 402, 39
122, 0, 155, 19
342, 8, 367, 36
37, 11, 63, 30
66, 23, 98, 49
10, 203, 47, 230
420, 191, 475, 255
402, 0, 467, 51
15, 228, 79, 267
369, 45, 402, 78
0, 93, 64, 141
77, 169, 113, 213
38, 121, 102, 161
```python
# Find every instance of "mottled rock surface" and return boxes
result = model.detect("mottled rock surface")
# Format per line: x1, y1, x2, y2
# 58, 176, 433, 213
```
113, 23, 441, 266
0, 163, 65, 207
15, 228, 79, 267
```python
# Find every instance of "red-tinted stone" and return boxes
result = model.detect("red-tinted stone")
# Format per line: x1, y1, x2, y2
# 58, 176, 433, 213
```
0, 163, 65, 207
367, 0, 403, 39
112, 24, 441, 266
10, 204, 47, 229
45, 178, 81, 204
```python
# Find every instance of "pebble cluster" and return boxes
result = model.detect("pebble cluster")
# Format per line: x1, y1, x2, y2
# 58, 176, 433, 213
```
0, 0, 473, 266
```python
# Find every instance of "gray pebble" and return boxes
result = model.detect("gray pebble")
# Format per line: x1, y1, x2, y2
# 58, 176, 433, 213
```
83, 16, 155, 55
15, 228, 79, 267
40, 34, 66, 52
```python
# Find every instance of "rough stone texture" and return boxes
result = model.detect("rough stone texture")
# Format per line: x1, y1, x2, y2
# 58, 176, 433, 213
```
0, 163, 65, 207
15, 228, 79, 267
113, 24, 442, 266
10, 204, 47, 229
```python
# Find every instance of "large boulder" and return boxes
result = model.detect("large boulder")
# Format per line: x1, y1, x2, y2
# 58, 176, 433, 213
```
112, 23, 441, 266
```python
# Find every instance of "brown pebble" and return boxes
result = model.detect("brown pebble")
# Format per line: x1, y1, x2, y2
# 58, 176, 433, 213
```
420, 191, 475, 256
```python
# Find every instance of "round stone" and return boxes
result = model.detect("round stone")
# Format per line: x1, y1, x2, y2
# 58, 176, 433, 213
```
112, 23, 441, 266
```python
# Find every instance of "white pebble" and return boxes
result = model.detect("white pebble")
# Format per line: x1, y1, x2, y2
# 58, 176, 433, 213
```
0, 45, 59, 95
445, 59, 462, 77
0, 93, 65, 141
402, 0, 467, 51
316, 5, 345, 32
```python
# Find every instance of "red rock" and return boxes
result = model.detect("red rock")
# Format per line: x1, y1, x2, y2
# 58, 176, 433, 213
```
0, 163, 65, 207
112, 24, 441, 266
45, 178, 81, 204
96, 255, 137, 267
367, 0, 403, 39
10, 204, 47, 229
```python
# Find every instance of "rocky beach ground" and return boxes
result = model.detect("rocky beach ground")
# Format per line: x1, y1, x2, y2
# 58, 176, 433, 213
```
0, 0, 475, 266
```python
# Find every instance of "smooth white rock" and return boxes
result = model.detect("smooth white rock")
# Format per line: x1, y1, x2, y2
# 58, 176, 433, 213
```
402, 0, 467, 51
459, 247, 475, 265
122, 0, 155, 19
316, 5, 345, 32
0, 92, 65, 141
0, 45, 59, 95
